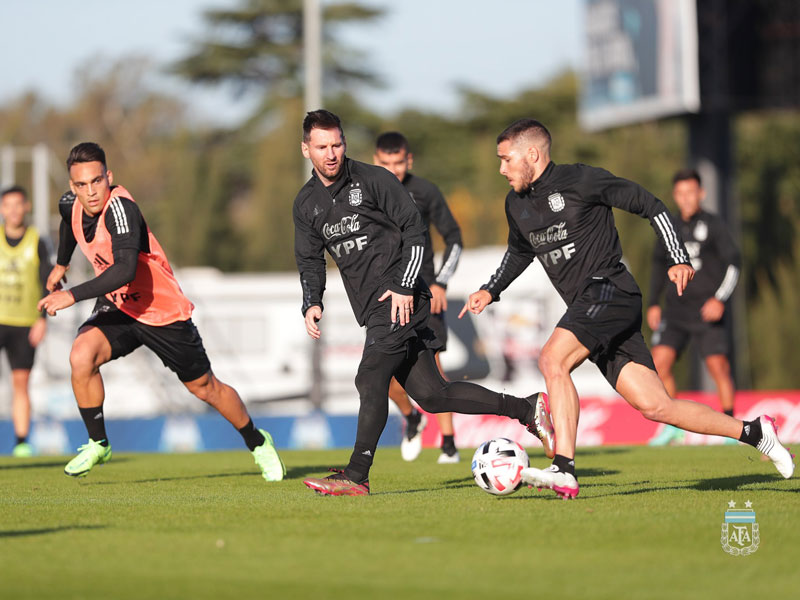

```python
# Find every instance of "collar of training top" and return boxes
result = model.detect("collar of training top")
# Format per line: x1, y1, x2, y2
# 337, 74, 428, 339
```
529, 160, 556, 193
311, 156, 352, 198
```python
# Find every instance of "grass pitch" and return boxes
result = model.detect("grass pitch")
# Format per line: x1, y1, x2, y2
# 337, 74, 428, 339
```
1, 444, 796, 600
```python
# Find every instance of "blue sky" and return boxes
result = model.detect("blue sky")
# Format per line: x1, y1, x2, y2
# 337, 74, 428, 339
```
0, 0, 582, 124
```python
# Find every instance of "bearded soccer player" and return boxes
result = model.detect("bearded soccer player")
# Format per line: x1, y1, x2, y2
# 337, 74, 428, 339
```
460, 119, 794, 499
39, 142, 285, 481
373, 131, 462, 464
294, 110, 554, 496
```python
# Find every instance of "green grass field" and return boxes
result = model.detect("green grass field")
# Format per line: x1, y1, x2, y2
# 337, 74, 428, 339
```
1, 444, 796, 600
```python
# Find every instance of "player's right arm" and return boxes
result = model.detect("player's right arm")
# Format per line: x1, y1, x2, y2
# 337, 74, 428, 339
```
460, 199, 533, 319
48, 191, 78, 291
293, 201, 327, 336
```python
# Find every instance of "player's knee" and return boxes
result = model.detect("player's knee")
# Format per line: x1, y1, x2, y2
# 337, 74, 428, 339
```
538, 349, 568, 380
639, 399, 671, 423
404, 380, 447, 413
355, 371, 384, 403
69, 343, 99, 376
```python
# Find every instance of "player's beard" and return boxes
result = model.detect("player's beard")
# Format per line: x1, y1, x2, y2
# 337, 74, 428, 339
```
514, 161, 536, 194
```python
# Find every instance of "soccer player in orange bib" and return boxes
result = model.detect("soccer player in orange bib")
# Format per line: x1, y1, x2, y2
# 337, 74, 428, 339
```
39, 142, 285, 481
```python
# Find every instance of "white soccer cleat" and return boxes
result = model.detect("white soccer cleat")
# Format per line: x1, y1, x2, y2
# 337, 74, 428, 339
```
400, 413, 427, 462
437, 449, 460, 464
521, 465, 579, 500
756, 415, 795, 479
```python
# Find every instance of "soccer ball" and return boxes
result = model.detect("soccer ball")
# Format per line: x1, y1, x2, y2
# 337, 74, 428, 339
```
471, 437, 530, 496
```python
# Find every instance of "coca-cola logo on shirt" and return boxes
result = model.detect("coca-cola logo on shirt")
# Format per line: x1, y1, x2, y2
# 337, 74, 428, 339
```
322, 214, 361, 240
529, 222, 568, 249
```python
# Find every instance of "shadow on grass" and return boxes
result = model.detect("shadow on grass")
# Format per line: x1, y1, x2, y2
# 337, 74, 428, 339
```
77, 464, 325, 486
0, 524, 107, 538
690, 473, 798, 492
0, 457, 130, 471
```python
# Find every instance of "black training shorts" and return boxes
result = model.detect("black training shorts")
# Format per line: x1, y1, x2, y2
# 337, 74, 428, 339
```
0, 324, 36, 370
81, 304, 211, 382
426, 311, 448, 352
557, 278, 655, 387
651, 313, 730, 359
363, 288, 443, 357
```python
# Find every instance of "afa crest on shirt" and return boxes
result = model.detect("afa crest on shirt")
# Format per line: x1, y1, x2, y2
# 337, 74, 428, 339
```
548, 192, 565, 212
349, 187, 363, 206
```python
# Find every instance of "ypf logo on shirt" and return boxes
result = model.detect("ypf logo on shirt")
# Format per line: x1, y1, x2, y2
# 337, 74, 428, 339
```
548, 192, 565, 212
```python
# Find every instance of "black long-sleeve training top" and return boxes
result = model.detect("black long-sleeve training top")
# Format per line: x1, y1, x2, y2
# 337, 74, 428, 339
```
482, 161, 690, 305
294, 157, 428, 327
403, 173, 462, 289
649, 208, 740, 318
56, 190, 148, 302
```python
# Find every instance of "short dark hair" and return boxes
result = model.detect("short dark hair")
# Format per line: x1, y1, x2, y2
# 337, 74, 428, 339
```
66, 142, 107, 171
302, 110, 343, 142
375, 132, 410, 154
496, 118, 552, 152
672, 168, 702, 186
1, 184, 28, 201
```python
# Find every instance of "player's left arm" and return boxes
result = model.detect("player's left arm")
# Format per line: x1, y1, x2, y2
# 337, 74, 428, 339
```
591, 167, 694, 292
428, 186, 462, 313
39, 198, 142, 315
374, 171, 425, 324
702, 218, 742, 322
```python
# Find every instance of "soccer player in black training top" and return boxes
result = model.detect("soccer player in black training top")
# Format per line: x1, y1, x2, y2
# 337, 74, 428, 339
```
648, 169, 741, 446
461, 119, 794, 499
294, 110, 555, 496
373, 131, 462, 464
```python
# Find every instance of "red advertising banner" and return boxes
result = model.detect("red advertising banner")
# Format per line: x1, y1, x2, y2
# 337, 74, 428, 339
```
421, 391, 800, 449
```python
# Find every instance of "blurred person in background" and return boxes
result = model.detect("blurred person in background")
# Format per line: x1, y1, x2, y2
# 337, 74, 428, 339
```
294, 110, 555, 496
38, 142, 285, 481
0, 186, 51, 457
373, 131, 462, 464
461, 118, 794, 499
648, 169, 741, 446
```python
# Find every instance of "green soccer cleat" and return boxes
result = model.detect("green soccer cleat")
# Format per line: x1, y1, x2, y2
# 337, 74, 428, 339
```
12, 442, 34, 457
252, 429, 286, 482
64, 439, 112, 477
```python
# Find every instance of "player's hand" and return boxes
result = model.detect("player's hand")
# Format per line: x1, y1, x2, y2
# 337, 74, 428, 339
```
304, 306, 323, 339
378, 289, 414, 326
37, 290, 75, 316
46, 264, 69, 292
28, 317, 46, 347
700, 297, 725, 322
458, 289, 493, 319
668, 264, 694, 297
430, 284, 447, 314
646, 305, 662, 331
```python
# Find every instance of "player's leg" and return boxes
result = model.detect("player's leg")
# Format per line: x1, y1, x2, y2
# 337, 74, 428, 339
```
64, 325, 115, 476
389, 376, 428, 462
615, 361, 793, 477
705, 354, 735, 414
433, 352, 459, 463
648, 344, 685, 446
304, 348, 404, 495
7, 325, 36, 456
396, 342, 553, 456
11, 369, 33, 457
651, 345, 678, 397
138, 317, 284, 481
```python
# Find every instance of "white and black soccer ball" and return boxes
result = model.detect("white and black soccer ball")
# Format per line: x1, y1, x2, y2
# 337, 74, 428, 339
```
471, 437, 530, 496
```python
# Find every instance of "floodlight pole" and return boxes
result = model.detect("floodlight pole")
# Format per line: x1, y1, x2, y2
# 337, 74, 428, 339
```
304, 0, 325, 410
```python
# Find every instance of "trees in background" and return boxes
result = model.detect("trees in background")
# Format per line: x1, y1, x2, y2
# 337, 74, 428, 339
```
0, 4, 798, 386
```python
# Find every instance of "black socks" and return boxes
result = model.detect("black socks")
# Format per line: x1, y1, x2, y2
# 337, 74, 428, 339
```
553, 454, 576, 477
79, 406, 109, 446
738, 418, 763, 447
441, 434, 456, 453
238, 419, 266, 451
724, 409, 734, 417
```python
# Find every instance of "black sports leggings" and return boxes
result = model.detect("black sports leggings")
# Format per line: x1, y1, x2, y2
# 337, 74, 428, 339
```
344, 339, 531, 482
